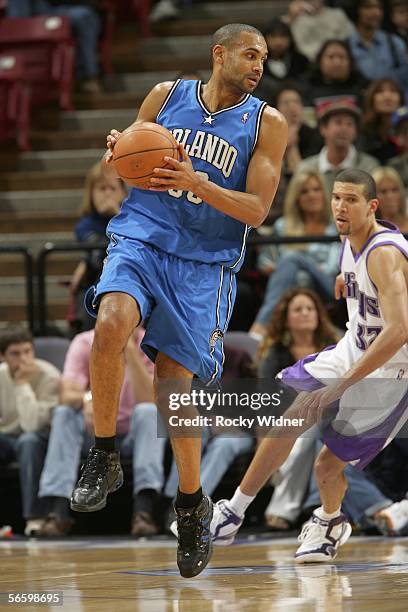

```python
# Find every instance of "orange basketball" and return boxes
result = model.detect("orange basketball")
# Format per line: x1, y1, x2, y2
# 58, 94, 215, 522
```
112, 122, 179, 189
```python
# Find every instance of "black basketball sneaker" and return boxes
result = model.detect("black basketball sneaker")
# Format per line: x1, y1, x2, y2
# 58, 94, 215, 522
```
70, 447, 123, 512
175, 494, 213, 578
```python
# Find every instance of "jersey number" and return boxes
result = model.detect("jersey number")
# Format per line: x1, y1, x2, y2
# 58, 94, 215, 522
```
168, 171, 209, 205
355, 324, 382, 351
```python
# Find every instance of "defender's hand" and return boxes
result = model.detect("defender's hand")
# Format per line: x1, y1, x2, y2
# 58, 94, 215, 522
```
335, 274, 346, 300
105, 129, 122, 163
149, 144, 197, 191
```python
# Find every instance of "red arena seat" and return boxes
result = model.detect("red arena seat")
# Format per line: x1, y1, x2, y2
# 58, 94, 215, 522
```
0, 15, 75, 110
0, 51, 31, 150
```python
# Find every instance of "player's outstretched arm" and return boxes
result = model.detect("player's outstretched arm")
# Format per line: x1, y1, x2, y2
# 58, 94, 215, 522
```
151, 107, 288, 227
101, 81, 175, 179
344, 246, 408, 384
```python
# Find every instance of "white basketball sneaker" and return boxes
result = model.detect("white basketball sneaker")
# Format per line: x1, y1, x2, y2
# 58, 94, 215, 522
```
211, 499, 244, 545
170, 498, 244, 546
295, 512, 352, 563
374, 500, 408, 536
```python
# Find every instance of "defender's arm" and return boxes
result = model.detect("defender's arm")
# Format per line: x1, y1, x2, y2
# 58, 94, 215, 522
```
344, 246, 408, 384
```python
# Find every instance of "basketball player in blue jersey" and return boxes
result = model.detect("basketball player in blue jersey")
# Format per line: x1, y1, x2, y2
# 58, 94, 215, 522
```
207, 169, 408, 562
70, 23, 288, 578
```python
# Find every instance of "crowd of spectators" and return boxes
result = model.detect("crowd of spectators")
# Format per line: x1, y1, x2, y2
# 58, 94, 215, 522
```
1, 0, 408, 538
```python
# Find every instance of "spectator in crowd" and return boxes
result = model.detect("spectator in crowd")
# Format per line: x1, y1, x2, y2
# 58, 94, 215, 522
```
74, 162, 126, 242
388, 0, 408, 48
256, 19, 309, 103
250, 170, 340, 339
372, 166, 408, 232
6, 0, 102, 93
0, 326, 60, 536
263, 84, 323, 223
360, 78, 404, 163
296, 98, 379, 194
257, 289, 338, 529
37, 328, 165, 537
68, 162, 126, 334
275, 84, 323, 177
286, 0, 354, 62
348, 0, 408, 92
304, 39, 369, 107
389, 106, 408, 188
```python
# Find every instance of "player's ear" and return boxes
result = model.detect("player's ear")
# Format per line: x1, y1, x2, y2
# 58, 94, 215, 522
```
212, 44, 225, 65
369, 198, 379, 215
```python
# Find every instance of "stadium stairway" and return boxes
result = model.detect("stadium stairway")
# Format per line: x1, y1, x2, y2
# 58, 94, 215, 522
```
0, 0, 289, 331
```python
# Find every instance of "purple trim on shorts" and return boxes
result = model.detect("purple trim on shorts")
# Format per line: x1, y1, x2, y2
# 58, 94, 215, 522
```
365, 242, 408, 293
279, 345, 336, 392
353, 221, 400, 263
323, 387, 408, 470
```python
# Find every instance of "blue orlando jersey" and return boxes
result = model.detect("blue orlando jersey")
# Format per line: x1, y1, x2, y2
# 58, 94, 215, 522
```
108, 79, 267, 272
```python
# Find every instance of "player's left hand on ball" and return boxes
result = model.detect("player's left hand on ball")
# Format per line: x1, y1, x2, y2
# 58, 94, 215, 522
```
105, 129, 122, 162
149, 144, 196, 191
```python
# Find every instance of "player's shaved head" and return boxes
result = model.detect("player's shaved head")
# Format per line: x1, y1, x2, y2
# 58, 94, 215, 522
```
335, 169, 377, 201
212, 23, 264, 50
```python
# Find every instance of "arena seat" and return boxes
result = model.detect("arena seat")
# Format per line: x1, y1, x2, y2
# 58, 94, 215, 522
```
224, 331, 260, 361
132, 0, 151, 37
0, 51, 31, 150
33, 336, 71, 372
0, 15, 75, 110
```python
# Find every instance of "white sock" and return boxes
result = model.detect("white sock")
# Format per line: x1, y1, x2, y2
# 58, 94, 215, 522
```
229, 487, 255, 518
315, 506, 342, 521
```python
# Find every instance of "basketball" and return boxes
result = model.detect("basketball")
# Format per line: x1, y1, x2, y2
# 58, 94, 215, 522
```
112, 122, 179, 189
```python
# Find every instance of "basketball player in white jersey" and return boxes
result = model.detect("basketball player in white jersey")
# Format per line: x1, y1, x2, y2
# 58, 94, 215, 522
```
200, 168, 408, 561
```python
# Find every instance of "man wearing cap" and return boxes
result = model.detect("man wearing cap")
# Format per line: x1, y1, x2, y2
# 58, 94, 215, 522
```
389, 107, 408, 189
296, 98, 379, 194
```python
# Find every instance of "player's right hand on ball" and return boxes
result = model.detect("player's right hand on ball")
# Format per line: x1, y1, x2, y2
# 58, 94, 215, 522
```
105, 129, 122, 162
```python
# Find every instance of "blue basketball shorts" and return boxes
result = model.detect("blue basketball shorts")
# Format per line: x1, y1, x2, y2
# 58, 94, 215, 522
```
85, 233, 237, 384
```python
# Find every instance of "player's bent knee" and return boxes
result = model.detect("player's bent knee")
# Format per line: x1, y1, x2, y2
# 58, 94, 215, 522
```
95, 296, 140, 349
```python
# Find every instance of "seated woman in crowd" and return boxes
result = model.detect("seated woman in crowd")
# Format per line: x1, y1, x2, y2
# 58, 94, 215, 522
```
304, 39, 368, 107
68, 162, 127, 334
257, 288, 339, 530
372, 166, 408, 233
263, 84, 323, 224
250, 170, 340, 339
360, 78, 404, 164
256, 18, 309, 103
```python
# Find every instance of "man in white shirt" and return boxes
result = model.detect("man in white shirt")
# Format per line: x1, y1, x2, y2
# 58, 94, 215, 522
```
288, 0, 354, 61
297, 98, 379, 193
0, 326, 60, 536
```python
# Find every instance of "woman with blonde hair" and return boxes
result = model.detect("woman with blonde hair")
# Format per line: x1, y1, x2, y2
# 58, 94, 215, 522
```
372, 166, 408, 234
68, 163, 127, 334
251, 170, 340, 339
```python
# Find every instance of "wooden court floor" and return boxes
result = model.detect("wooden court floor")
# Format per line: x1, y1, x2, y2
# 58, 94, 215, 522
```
1, 535, 408, 611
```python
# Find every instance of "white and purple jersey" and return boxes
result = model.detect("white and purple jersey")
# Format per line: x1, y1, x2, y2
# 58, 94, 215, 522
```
341, 220, 408, 366
279, 221, 408, 470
